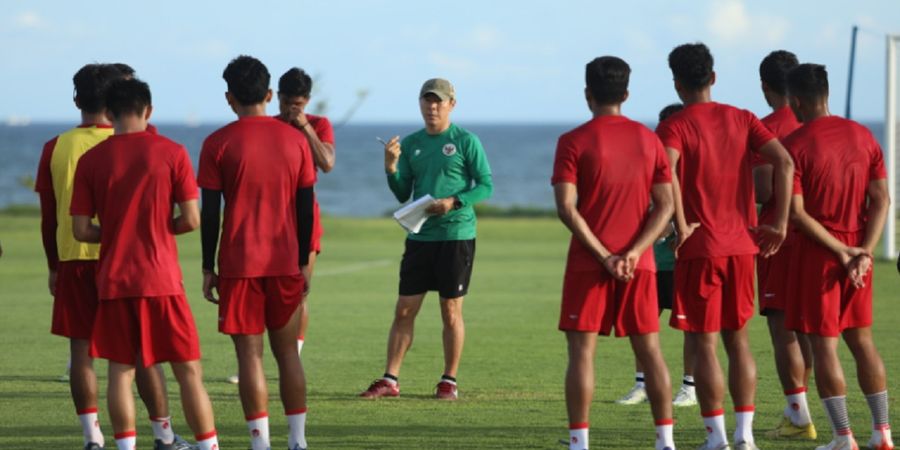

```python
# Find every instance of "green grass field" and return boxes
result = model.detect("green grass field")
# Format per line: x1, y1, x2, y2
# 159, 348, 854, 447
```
1, 213, 898, 449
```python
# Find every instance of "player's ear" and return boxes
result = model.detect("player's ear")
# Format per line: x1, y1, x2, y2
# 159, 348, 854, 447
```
264, 89, 273, 104
709, 71, 717, 86
144, 105, 153, 121
622, 90, 630, 103
104, 109, 114, 123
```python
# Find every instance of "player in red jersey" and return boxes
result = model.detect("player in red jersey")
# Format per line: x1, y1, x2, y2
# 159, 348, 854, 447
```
70, 78, 219, 450
198, 55, 316, 450
36, 63, 193, 450
553, 56, 675, 450
784, 63, 893, 450
753, 50, 818, 441
658, 43, 794, 450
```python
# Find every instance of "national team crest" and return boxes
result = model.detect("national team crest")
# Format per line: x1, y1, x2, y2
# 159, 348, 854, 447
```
442, 143, 457, 156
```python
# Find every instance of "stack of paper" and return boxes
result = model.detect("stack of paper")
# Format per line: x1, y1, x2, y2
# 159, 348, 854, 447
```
393, 194, 434, 233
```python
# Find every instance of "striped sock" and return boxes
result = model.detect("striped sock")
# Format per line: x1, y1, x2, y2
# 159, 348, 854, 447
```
683, 375, 695, 386
866, 391, 890, 430
286, 407, 308, 450
195, 430, 219, 450
635, 371, 646, 388
734, 405, 755, 444
114, 430, 136, 450
77, 407, 104, 446
150, 415, 175, 444
569, 423, 588, 450
823, 396, 853, 436
245, 412, 270, 450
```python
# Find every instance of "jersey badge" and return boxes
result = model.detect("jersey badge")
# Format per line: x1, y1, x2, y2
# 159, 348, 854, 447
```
442, 143, 457, 156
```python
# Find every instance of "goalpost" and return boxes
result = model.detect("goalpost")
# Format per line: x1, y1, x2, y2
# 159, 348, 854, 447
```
885, 34, 899, 260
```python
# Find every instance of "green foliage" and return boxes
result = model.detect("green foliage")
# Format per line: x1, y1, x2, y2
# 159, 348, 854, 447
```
1, 214, 898, 448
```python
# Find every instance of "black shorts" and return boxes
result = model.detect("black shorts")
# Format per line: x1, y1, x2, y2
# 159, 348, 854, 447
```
399, 239, 475, 298
656, 270, 674, 312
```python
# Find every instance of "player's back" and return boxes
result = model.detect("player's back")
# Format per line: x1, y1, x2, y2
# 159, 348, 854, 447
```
657, 102, 774, 259
553, 115, 670, 271
785, 116, 885, 233
198, 116, 315, 278
73, 131, 196, 299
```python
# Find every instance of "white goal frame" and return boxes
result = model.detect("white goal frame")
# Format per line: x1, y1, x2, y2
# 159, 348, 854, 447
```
885, 34, 899, 260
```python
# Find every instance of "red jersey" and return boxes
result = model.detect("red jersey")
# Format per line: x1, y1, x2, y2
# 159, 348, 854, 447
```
69, 131, 198, 300
757, 106, 802, 226
786, 116, 887, 233
657, 102, 775, 260
197, 116, 316, 278
552, 115, 671, 272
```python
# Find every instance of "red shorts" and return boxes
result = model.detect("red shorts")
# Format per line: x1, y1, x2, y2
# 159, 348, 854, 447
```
670, 255, 755, 333
51, 260, 99, 339
218, 275, 305, 335
757, 245, 793, 314
558, 269, 660, 337
785, 233, 872, 337
90, 295, 201, 366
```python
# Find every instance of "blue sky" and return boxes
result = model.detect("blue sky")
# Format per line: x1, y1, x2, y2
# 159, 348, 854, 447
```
2, 0, 898, 124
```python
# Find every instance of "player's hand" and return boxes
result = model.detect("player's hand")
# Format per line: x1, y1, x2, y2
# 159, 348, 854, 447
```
846, 253, 872, 289
202, 270, 219, 304
675, 222, 701, 256
291, 111, 309, 131
383, 136, 401, 173
621, 249, 641, 281
601, 255, 629, 282
301, 265, 312, 296
48, 269, 57, 297
752, 223, 787, 258
426, 197, 455, 216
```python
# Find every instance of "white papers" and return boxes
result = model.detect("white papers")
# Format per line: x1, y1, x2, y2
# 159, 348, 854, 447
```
393, 194, 434, 233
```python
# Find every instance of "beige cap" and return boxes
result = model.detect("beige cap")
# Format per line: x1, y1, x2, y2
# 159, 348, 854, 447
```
419, 78, 455, 101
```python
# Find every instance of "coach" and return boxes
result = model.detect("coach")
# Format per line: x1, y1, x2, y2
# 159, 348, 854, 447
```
360, 78, 493, 400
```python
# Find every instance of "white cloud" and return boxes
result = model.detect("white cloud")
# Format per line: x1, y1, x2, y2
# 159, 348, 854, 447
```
14, 11, 45, 29
467, 25, 501, 51
705, 0, 790, 47
427, 52, 477, 75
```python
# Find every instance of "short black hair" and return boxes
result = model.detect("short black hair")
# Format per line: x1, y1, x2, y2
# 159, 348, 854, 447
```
668, 43, 714, 90
112, 63, 136, 78
585, 56, 630, 105
759, 50, 799, 96
658, 103, 684, 122
72, 63, 125, 114
278, 67, 313, 98
222, 55, 270, 105
786, 63, 829, 101
105, 78, 152, 119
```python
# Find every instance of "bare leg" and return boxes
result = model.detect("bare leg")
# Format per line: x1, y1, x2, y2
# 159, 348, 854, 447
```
69, 339, 98, 411
565, 331, 598, 425
766, 312, 808, 392
384, 294, 426, 376
269, 304, 306, 410
683, 332, 696, 377
808, 334, 846, 398
170, 360, 216, 435
135, 357, 169, 419
630, 333, 673, 421
439, 296, 465, 377
722, 327, 757, 407
689, 331, 725, 412
231, 334, 268, 416
107, 362, 137, 434
842, 327, 887, 395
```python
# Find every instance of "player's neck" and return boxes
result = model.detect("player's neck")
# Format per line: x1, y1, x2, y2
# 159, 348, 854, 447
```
113, 116, 149, 135
591, 103, 621, 118
233, 103, 268, 118
679, 88, 711, 106
801, 103, 830, 123
767, 96, 789, 111
80, 111, 111, 127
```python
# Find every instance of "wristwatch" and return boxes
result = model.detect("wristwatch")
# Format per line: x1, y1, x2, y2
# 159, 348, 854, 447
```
452, 196, 463, 210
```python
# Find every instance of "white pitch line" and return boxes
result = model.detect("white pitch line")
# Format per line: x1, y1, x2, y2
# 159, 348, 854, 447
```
314, 259, 393, 277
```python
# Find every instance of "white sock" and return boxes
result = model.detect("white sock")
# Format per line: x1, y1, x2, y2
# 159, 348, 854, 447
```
287, 408, 308, 449
734, 406, 755, 444
635, 371, 646, 388
382, 376, 398, 386
785, 388, 812, 426
246, 414, 270, 450
195, 431, 219, 450
78, 408, 104, 446
655, 420, 675, 449
115, 431, 136, 450
702, 410, 728, 447
297, 338, 304, 356
150, 416, 175, 444
569, 424, 588, 450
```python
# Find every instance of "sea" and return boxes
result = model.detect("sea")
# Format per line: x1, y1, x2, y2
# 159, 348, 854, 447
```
0, 121, 889, 217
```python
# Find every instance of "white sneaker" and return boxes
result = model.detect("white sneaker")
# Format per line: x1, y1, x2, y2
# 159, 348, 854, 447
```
815, 434, 859, 450
673, 384, 698, 407
868, 427, 895, 450
616, 384, 648, 405
695, 439, 730, 450
226, 374, 239, 384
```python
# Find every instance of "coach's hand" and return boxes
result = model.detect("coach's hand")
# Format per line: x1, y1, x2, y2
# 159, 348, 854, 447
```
426, 197, 454, 216
383, 136, 401, 173
753, 223, 787, 258
48, 269, 57, 297
202, 270, 219, 304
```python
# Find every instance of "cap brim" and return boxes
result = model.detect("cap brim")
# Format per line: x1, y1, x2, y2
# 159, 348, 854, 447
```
421, 90, 452, 101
